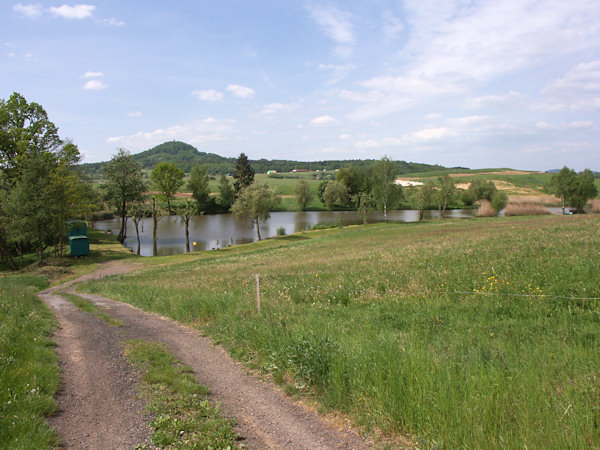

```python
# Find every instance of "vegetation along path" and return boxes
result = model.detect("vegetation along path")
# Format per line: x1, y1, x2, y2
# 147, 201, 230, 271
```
40, 261, 370, 449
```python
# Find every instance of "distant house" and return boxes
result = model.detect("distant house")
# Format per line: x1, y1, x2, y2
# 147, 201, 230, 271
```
292, 169, 308, 172
267, 170, 278, 174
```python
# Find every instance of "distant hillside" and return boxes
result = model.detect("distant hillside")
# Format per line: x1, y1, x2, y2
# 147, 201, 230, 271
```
77, 140, 446, 177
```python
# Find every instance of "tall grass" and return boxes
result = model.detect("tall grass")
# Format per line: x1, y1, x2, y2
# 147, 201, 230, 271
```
0, 276, 59, 448
588, 199, 600, 214
504, 198, 549, 216
80, 216, 600, 447
476, 199, 496, 216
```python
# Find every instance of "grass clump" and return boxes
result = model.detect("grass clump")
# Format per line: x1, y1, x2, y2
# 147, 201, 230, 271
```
59, 292, 123, 326
81, 216, 600, 448
311, 221, 341, 230
123, 340, 238, 449
0, 276, 59, 449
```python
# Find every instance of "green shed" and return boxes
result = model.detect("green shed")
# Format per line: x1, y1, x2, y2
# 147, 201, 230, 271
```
67, 221, 89, 257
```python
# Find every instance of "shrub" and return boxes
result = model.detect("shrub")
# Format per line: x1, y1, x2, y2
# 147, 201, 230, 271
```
276, 226, 286, 236
477, 199, 496, 217
311, 222, 341, 230
491, 191, 509, 212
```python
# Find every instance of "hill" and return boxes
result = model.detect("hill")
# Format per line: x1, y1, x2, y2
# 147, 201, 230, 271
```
77, 141, 446, 177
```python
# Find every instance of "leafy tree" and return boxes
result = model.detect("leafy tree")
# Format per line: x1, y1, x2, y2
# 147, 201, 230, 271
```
317, 180, 330, 205
230, 183, 280, 240
436, 175, 456, 219
176, 200, 197, 252
218, 174, 234, 209
568, 169, 598, 213
545, 166, 576, 215
294, 179, 313, 210
323, 181, 348, 210
412, 180, 436, 221
468, 179, 497, 201
336, 167, 366, 199
353, 191, 375, 224
151, 162, 184, 215
188, 165, 210, 212
128, 200, 147, 256
491, 191, 509, 213
103, 149, 146, 244
372, 156, 401, 221
232, 153, 255, 195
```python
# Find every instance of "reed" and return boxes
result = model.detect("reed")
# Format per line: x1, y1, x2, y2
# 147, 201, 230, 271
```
504, 199, 549, 216
476, 199, 496, 217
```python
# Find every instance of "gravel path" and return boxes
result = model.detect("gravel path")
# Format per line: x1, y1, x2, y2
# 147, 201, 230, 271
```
40, 261, 371, 449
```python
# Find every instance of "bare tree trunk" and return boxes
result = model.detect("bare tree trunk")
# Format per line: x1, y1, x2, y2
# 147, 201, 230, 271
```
152, 197, 159, 257
185, 220, 190, 252
0, 234, 18, 270
133, 220, 141, 256
383, 203, 387, 222
118, 198, 127, 243
255, 216, 262, 240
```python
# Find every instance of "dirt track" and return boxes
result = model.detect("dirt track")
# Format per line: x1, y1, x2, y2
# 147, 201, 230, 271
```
40, 262, 371, 449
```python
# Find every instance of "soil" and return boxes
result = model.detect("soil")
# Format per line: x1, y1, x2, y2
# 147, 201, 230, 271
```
40, 261, 372, 449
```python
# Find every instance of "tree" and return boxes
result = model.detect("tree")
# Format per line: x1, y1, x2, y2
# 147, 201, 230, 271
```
0, 92, 83, 266
412, 180, 436, 221
294, 179, 313, 210
176, 200, 197, 252
568, 169, 598, 213
128, 200, 147, 256
546, 166, 576, 215
151, 196, 162, 256
354, 191, 375, 224
323, 181, 348, 210
232, 153, 255, 195
372, 156, 401, 221
103, 149, 146, 244
188, 165, 210, 212
436, 175, 456, 219
218, 174, 234, 209
151, 162, 184, 215
468, 179, 497, 202
491, 191, 509, 213
231, 183, 280, 240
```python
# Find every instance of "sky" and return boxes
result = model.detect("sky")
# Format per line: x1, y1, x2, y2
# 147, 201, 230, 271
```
2, 1, 600, 171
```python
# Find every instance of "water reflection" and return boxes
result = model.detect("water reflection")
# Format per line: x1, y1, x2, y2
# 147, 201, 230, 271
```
93, 209, 477, 257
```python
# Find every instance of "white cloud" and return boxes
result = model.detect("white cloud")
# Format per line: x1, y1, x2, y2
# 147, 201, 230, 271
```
382, 11, 404, 40
309, 115, 341, 126
226, 84, 255, 99
339, 133, 352, 140
99, 17, 124, 26
107, 118, 235, 150
260, 102, 297, 115
406, 127, 458, 142
83, 79, 107, 90
191, 90, 223, 102
307, 5, 354, 57
543, 60, 600, 111
13, 3, 43, 18
356, 139, 381, 149
83, 71, 104, 78
128, 111, 142, 117
425, 112, 442, 120
49, 4, 95, 20
466, 91, 524, 108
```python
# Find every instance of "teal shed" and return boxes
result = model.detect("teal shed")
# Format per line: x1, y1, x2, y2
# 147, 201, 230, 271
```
67, 221, 89, 257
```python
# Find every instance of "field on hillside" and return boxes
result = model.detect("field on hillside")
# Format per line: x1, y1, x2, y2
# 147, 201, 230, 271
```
80, 215, 600, 447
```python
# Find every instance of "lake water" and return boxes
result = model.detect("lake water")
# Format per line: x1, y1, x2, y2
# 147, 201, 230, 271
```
93, 209, 478, 257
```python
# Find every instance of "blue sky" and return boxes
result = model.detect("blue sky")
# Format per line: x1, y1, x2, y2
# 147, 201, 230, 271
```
2, 1, 600, 170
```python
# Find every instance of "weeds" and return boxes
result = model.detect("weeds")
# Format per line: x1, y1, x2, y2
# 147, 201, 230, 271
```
123, 340, 238, 448
60, 292, 123, 326
0, 276, 59, 449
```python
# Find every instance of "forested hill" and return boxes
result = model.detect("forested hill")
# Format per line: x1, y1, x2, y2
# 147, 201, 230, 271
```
78, 140, 446, 176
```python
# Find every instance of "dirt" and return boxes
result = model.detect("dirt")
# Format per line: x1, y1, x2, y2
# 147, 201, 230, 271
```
40, 261, 372, 449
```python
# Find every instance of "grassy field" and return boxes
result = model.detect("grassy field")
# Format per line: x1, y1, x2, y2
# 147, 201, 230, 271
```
0, 276, 59, 448
78, 215, 600, 448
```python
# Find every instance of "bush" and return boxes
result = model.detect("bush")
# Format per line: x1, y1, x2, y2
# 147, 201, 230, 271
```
276, 226, 286, 236
311, 222, 341, 230
491, 191, 509, 212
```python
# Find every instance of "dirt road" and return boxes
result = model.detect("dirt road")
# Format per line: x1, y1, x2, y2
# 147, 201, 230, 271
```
40, 262, 371, 449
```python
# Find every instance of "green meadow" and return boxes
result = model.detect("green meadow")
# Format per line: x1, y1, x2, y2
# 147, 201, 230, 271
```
0, 276, 59, 448
79, 215, 600, 448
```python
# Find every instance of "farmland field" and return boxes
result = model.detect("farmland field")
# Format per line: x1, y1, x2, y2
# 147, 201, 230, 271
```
79, 215, 600, 447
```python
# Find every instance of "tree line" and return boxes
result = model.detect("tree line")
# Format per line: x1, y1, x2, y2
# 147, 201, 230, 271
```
0, 93, 98, 268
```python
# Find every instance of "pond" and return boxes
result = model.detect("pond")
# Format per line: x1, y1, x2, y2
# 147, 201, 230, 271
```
93, 209, 478, 257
